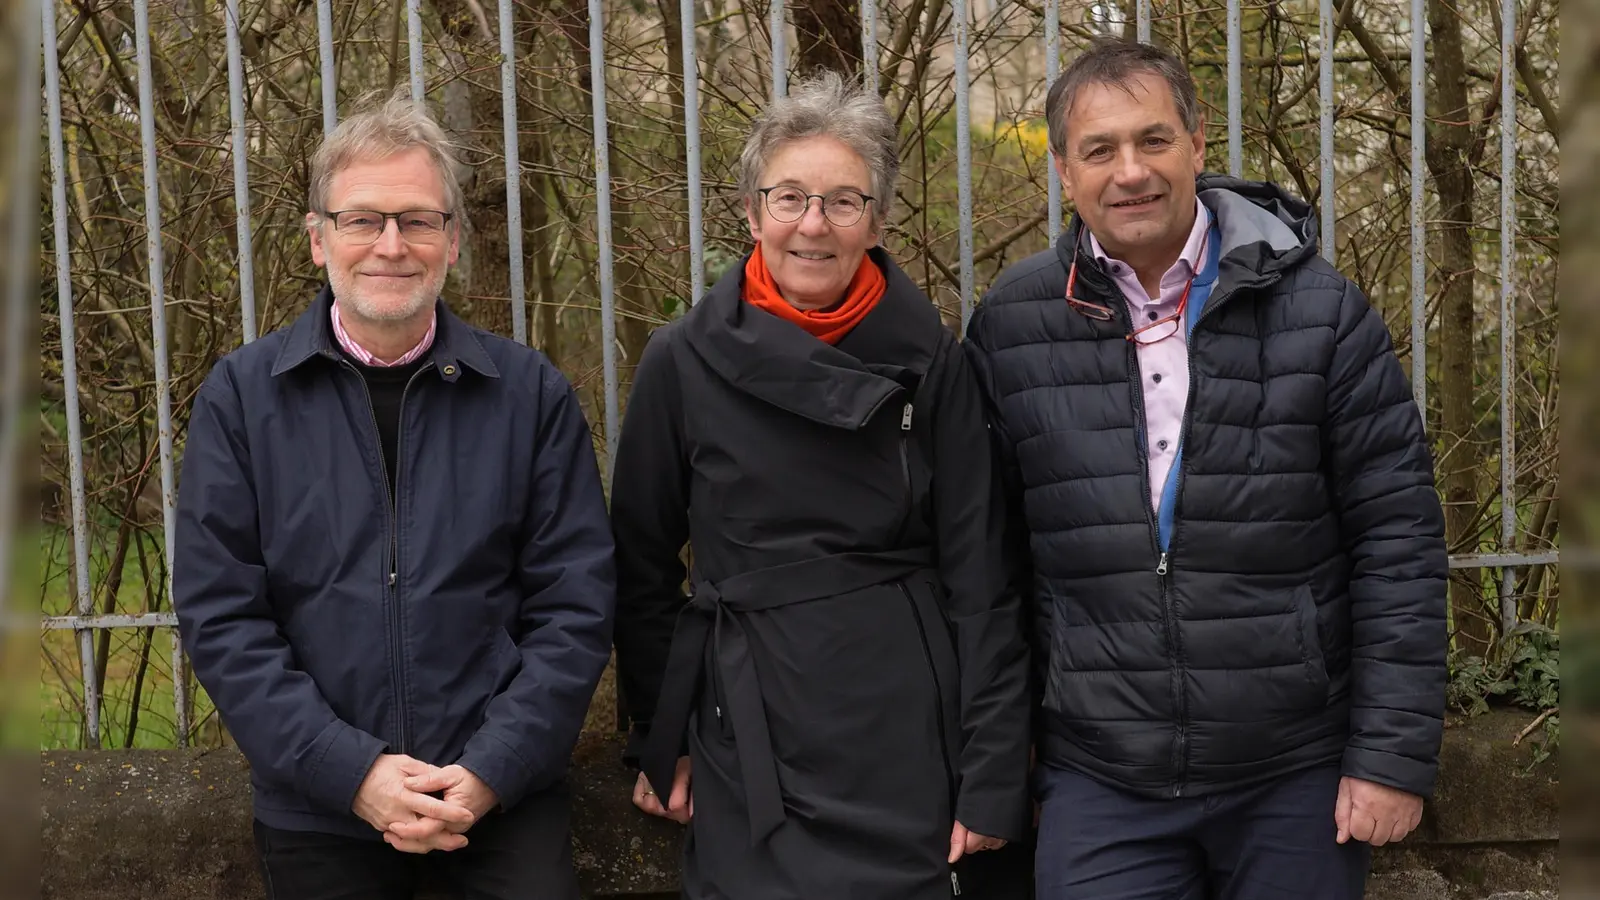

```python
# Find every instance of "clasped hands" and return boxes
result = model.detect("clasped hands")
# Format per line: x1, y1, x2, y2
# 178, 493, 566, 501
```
630, 756, 1007, 862
351, 754, 499, 854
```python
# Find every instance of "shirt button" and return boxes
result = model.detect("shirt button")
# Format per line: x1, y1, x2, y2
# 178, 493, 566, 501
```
1147, 310, 1159, 321
1157, 439, 1169, 451
1111, 265, 1123, 274
1152, 373, 1163, 383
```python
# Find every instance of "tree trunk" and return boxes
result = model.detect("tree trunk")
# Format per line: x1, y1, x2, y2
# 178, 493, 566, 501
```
1424, 0, 1488, 655
794, 0, 863, 80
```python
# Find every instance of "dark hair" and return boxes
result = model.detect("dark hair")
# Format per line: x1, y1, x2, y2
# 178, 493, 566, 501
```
1045, 38, 1201, 157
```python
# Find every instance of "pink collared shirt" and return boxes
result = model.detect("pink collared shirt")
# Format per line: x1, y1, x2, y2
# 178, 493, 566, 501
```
1088, 199, 1212, 512
331, 301, 436, 367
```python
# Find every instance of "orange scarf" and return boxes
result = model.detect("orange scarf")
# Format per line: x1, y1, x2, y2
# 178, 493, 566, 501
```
742, 243, 887, 345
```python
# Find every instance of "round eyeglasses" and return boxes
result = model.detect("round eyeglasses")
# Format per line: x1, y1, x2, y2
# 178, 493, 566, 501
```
322, 209, 454, 245
757, 187, 875, 228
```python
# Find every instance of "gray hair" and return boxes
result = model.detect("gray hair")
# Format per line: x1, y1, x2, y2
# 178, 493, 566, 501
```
307, 86, 465, 222
736, 70, 899, 226
1046, 38, 1201, 158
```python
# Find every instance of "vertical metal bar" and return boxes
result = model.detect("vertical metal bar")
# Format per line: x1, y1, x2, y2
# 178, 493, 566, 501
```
407, 0, 425, 101
1410, 0, 1426, 411
1318, 0, 1336, 262
172, 631, 189, 747
862, 0, 878, 95
1498, 0, 1517, 631
500, 0, 527, 343
43, 0, 101, 749
1136, 0, 1151, 43
134, 0, 179, 678
771, 0, 786, 98
1226, 0, 1241, 175
1046, 0, 1060, 245
224, 0, 257, 343
682, 0, 705, 305
955, 0, 973, 330
317, 0, 337, 135
589, 0, 620, 469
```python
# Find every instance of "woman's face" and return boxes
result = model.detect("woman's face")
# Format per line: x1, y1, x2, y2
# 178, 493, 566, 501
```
745, 136, 880, 310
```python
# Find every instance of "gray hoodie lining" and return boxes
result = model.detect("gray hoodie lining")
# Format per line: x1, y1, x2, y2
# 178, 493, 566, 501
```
1200, 188, 1302, 258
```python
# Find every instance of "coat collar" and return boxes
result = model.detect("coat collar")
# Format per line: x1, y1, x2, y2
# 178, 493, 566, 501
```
271, 284, 499, 381
681, 247, 945, 431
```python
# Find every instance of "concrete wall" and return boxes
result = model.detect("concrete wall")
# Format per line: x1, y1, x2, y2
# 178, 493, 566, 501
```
40, 708, 1556, 899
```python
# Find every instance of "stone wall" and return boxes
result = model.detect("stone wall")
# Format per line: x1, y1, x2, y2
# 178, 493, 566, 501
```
40, 708, 1556, 899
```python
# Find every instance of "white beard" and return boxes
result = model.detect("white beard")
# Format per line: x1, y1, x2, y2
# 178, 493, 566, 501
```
327, 264, 445, 324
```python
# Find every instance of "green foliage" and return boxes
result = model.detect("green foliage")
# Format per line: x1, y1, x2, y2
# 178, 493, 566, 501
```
1446, 622, 1559, 768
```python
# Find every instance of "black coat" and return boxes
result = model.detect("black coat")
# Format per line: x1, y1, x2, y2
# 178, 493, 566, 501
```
964, 175, 1449, 801
612, 248, 1031, 899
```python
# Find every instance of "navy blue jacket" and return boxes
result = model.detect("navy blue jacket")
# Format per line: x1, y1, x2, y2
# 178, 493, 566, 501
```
174, 287, 616, 836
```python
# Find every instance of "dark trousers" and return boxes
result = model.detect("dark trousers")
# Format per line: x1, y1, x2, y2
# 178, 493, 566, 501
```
252, 785, 580, 900
1034, 763, 1370, 900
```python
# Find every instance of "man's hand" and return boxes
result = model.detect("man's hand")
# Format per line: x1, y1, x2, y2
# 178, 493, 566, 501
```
1335, 776, 1423, 846
352, 755, 476, 853
948, 820, 1007, 864
385, 764, 500, 851
631, 755, 692, 825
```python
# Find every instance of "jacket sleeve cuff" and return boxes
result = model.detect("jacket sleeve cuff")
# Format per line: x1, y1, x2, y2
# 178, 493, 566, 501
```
956, 785, 1031, 845
302, 720, 388, 816
458, 732, 539, 812
1341, 745, 1438, 799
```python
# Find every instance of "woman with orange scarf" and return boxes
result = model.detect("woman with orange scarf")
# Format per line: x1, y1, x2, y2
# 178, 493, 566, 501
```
610, 72, 1030, 899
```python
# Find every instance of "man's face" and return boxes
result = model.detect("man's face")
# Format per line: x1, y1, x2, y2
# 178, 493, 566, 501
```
307, 147, 459, 325
1055, 72, 1205, 263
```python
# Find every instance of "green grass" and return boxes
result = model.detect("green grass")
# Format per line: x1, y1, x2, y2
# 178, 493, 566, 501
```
37, 526, 222, 750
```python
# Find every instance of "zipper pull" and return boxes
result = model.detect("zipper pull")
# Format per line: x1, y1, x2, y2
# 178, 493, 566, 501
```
1156, 552, 1169, 576
951, 871, 962, 895
388, 570, 397, 586
901, 402, 914, 431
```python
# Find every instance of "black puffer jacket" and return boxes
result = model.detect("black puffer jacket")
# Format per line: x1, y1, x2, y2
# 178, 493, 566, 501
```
964, 174, 1448, 800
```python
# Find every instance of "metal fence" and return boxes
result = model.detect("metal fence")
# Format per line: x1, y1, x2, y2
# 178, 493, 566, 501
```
38, 0, 1556, 748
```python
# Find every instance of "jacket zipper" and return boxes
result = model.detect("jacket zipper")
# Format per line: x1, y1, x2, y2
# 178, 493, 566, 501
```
899, 582, 959, 894
1108, 288, 1187, 798
891, 400, 915, 547
893, 397, 954, 890
341, 359, 433, 756
1100, 235, 1242, 798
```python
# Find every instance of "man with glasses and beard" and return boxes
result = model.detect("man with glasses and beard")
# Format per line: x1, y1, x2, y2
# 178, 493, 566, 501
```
965, 38, 1449, 899
173, 89, 615, 899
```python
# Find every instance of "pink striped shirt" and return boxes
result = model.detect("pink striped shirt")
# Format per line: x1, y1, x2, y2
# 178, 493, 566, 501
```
330, 301, 436, 367
1088, 199, 1212, 512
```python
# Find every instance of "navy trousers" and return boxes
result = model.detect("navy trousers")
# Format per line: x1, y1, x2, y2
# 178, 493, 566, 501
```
1034, 763, 1370, 900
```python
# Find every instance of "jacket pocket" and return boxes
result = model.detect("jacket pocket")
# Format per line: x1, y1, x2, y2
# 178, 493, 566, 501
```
1292, 586, 1330, 699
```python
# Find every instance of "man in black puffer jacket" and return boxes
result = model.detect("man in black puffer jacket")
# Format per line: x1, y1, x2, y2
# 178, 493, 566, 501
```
965, 38, 1448, 899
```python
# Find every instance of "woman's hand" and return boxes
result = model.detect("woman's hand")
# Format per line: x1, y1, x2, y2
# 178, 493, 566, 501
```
631, 755, 693, 825
948, 820, 1007, 863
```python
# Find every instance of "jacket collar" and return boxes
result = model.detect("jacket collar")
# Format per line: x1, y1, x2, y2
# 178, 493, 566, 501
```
271, 284, 499, 381
681, 246, 944, 431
